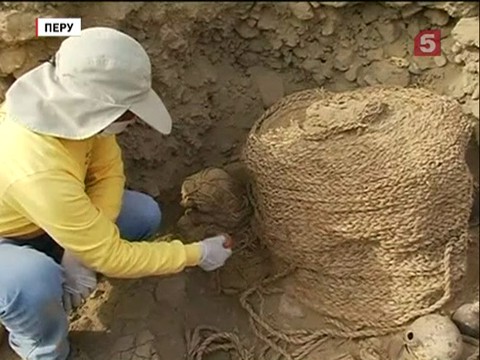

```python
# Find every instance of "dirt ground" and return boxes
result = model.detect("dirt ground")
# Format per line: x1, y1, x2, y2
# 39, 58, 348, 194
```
0, 1, 479, 360
0, 225, 478, 360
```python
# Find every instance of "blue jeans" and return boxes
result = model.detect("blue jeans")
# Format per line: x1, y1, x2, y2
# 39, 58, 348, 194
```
0, 190, 161, 360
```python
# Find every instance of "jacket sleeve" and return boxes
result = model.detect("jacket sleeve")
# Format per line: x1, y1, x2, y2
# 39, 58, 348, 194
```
85, 136, 126, 222
3, 170, 202, 278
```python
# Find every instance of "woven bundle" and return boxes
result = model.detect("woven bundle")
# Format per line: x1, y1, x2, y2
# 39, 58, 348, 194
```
243, 86, 474, 334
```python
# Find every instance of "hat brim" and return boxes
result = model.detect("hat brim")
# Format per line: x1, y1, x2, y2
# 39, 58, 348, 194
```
130, 89, 172, 135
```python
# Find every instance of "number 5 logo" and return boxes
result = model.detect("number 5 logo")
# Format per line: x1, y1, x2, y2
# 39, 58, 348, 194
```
414, 29, 441, 56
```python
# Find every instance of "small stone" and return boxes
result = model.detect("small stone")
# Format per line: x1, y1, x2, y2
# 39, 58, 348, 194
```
235, 22, 260, 39
246, 18, 257, 27
305, 41, 324, 59
318, 2, 357, 7
384, 39, 408, 58
345, 63, 361, 82
401, 4, 423, 18
434, 54, 448, 67
0, 47, 27, 75
366, 48, 384, 62
288, 2, 314, 20
463, 100, 480, 120
376, 21, 401, 43
257, 8, 279, 30
408, 62, 423, 75
0, 10, 38, 43
452, 302, 479, 338
454, 54, 464, 64
451, 42, 463, 54
334, 47, 354, 71
360, 3, 381, 24
452, 17, 480, 48
413, 55, 436, 70
472, 86, 479, 100
424, 9, 450, 26
293, 46, 308, 59
301, 59, 322, 72
322, 17, 335, 36
309, 2, 320, 8
278, 294, 305, 318
390, 57, 410, 68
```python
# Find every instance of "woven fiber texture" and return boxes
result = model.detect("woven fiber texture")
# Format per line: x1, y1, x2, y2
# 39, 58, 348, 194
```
242, 86, 475, 334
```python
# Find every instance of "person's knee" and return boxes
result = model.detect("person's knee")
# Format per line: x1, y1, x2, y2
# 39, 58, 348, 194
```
138, 193, 162, 237
1, 251, 63, 318
0, 247, 66, 340
117, 191, 162, 240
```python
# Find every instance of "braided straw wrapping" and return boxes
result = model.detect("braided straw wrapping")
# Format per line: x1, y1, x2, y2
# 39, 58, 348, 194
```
242, 86, 475, 334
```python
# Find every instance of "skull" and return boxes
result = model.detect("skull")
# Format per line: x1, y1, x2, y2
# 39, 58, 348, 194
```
389, 314, 463, 360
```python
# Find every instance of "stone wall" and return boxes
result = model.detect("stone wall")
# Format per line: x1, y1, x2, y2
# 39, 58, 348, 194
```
0, 1, 478, 202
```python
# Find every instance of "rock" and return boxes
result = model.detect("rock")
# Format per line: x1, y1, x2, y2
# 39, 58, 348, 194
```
412, 55, 436, 71
401, 4, 423, 18
452, 302, 480, 338
235, 21, 259, 39
390, 57, 410, 68
408, 61, 423, 75
301, 59, 322, 72
472, 86, 479, 100
452, 17, 480, 48
366, 48, 384, 62
318, 2, 358, 7
288, 2, 314, 20
424, 9, 450, 26
305, 41, 324, 59
334, 47, 354, 71
345, 63, 361, 82
376, 21, 401, 43
320, 8, 338, 36
257, 8, 279, 30
434, 54, 448, 67
360, 3, 382, 24
278, 294, 305, 318
384, 39, 408, 58
0, 10, 38, 43
0, 47, 27, 75
463, 100, 480, 119
451, 41, 463, 54
403, 314, 463, 360
250, 67, 285, 108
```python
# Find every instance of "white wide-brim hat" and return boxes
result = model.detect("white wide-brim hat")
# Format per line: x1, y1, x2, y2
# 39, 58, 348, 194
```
5, 27, 172, 139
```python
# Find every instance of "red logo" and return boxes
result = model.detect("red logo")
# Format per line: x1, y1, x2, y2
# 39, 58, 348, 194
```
414, 30, 441, 56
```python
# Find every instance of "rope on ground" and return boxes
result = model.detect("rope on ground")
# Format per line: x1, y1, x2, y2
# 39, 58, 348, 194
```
185, 325, 254, 360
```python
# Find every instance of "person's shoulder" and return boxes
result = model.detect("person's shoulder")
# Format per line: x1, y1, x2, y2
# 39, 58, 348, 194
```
0, 115, 72, 185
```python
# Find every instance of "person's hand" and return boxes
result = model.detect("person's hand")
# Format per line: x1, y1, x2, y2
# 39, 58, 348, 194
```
61, 250, 97, 314
198, 234, 233, 271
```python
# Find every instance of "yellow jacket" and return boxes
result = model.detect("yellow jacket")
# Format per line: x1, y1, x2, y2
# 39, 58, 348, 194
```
0, 104, 201, 278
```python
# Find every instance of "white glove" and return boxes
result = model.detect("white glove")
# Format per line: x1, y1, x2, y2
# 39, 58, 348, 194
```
198, 234, 233, 271
61, 250, 97, 314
